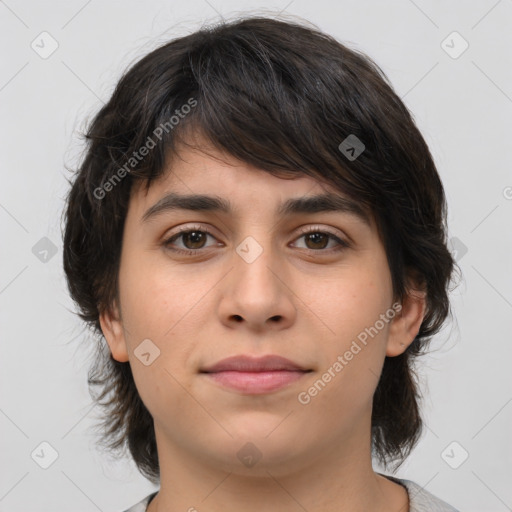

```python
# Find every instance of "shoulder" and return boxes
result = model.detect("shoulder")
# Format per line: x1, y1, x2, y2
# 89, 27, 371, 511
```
120, 481, 460, 512
120, 491, 158, 512
386, 475, 460, 512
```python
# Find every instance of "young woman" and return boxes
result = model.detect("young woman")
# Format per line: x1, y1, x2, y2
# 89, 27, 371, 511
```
62, 16, 458, 512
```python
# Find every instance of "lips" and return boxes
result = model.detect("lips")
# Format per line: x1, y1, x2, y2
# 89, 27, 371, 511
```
200, 355, 312, 394
200, 354, 309, 373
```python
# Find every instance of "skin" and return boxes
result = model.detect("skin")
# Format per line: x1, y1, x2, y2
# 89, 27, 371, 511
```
100, 136, 426, 512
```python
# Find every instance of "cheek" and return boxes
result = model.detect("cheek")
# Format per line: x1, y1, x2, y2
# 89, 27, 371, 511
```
118, 258, 208, 422
296, 279, 393, 426
294, 257, 393, 410
119, 250, 206, 340
297, 262, 393, 346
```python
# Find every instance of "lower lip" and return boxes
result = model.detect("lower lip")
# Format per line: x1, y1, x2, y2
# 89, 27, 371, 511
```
203, 370, 308, 394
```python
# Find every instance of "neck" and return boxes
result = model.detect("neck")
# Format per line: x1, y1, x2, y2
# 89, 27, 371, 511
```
146, 423, 408, 512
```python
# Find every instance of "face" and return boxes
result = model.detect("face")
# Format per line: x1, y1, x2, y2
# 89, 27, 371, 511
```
100, 139, 423, 477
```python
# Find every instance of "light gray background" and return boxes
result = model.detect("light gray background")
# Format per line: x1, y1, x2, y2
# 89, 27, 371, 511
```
1, 1, 511, 511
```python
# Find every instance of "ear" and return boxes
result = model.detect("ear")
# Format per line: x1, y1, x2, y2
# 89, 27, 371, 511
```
99, 300, 129, 363
386, 287, 427, 357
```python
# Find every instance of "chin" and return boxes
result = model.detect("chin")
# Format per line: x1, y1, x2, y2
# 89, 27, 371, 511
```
206, 441, 307, 478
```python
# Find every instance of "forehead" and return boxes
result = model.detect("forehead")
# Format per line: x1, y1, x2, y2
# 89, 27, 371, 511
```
137, 144, 325, 196
128, 140, 374, 229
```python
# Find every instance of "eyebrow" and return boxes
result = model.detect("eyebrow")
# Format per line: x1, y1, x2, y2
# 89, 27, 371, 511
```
141, 192, 371, 226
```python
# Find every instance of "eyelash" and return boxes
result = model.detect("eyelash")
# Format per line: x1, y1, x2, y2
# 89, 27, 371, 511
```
162, 225, 350, 256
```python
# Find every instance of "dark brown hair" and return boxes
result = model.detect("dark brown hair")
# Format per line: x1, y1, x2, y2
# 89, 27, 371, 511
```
62, 15, 455, 483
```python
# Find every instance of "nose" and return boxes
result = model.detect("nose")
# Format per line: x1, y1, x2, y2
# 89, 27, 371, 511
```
217, 240, 297, 332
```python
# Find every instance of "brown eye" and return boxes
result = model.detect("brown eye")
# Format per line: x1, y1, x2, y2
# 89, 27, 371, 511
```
163, 228, 219, 254
303, 232, 330, 250
292, 228, 349, 253
181, 231, 208, 249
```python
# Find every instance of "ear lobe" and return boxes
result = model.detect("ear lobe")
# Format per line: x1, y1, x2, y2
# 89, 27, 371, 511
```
386, 289, 427, 357
98, 301, 129, 363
